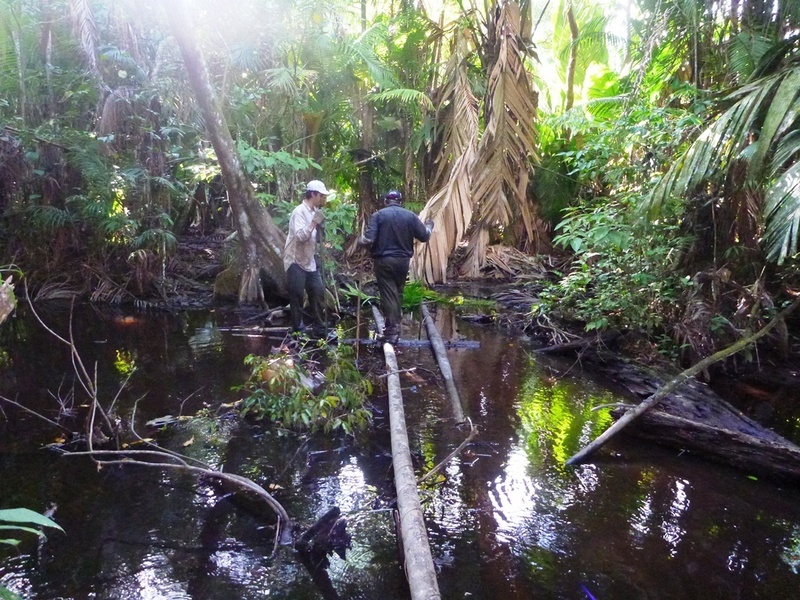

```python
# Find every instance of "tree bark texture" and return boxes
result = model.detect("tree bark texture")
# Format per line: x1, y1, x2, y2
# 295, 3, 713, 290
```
164, 0, 287, 303
383, 343, 441, 600
616, 409, 800, 483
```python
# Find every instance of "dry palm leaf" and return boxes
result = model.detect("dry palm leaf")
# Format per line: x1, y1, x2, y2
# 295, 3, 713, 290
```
412, 28, 479, 284
69, 0, 105, 90
484, 245, 549, 279
460, 2, 541, 277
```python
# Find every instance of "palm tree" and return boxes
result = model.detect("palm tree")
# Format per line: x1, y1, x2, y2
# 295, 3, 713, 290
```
646, 42, 800, 265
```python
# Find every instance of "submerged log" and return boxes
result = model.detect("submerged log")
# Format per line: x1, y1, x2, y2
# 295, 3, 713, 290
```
421, 303, 466, 423
575, 354, 800, 483
296, 506, 351, 569
383, 341, 442, 600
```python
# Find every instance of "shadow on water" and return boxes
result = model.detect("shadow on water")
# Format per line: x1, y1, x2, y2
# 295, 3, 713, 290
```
1, 302, 799, 599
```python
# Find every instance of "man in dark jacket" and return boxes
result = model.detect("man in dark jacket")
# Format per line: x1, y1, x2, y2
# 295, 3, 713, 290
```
360, 190, 433, 344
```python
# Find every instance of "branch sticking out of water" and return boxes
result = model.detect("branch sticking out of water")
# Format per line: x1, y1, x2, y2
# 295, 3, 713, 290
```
418, 420, 479, 484
15, 285, 295, 555
566, 294, 800, 466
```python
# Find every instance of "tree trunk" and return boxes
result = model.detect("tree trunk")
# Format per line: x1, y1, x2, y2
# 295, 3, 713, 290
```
566, 296, 800, 466
382, 340, 442, 600
421, 303, 466, 423
164, 0, 287, 303
565, 1, 578, 111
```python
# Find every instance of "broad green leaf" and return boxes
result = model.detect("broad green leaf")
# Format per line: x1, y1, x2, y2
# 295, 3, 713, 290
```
763, 162, 800, 263
0, 508, 63, 532
0, 525, 46, 537
748, 70, 800, 181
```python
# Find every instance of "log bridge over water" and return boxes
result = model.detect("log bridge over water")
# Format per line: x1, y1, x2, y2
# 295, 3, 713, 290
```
372, 304, 473, 600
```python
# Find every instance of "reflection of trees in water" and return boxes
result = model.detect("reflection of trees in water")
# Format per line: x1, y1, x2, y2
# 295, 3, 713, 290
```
516, 360, 615, 468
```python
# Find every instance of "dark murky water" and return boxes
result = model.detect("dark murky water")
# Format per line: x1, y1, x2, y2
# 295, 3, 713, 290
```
1, 303, 800, 599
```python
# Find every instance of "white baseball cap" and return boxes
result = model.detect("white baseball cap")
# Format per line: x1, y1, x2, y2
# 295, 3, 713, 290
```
306, 180, 331, 195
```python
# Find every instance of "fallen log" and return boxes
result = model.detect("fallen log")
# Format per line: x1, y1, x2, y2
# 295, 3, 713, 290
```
421, 303, 466, 423
383, 342, 442, 600
571, 359, 800, 482
567, 295, 800, 467
614, 407, 800, 482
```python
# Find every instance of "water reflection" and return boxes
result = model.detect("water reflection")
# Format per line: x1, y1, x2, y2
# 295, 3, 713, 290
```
1, 306, 799, 599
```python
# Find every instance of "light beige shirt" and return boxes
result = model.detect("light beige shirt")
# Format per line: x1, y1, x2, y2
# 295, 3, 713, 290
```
283, 200, 319, 272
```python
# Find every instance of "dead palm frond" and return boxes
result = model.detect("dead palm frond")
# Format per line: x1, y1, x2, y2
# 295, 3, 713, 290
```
411, 27, 479, 284
68, 0, 104, 89
460, 2, 541, 277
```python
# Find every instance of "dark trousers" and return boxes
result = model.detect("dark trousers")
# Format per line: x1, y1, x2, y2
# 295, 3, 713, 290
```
286, 263, 325, 333
374, 256, 410, 337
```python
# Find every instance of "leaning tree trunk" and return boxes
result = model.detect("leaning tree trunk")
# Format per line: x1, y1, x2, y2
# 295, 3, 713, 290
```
164, 0, 287, 303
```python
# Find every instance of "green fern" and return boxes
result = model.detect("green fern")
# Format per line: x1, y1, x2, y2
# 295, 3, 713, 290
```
25, 205, 74, 231
133, 228, 178, 254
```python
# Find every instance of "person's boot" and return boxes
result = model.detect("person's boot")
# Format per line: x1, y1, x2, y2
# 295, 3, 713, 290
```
381, 325, 399, 345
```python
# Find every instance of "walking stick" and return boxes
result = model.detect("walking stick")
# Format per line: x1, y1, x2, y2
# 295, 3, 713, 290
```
355, 273, 362, 361
317, 224, 330, 339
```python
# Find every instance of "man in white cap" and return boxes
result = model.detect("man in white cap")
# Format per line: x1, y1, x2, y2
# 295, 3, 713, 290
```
283, 180, 330, 336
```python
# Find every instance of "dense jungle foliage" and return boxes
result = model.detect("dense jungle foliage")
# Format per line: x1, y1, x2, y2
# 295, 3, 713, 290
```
0, 0, 799, 367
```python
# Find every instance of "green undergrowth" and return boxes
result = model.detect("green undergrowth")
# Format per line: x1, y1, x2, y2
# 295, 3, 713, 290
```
237, 336, 372, 435
403, 280, 497, 312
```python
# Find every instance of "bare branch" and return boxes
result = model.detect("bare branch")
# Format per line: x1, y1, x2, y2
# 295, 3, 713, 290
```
0, 395, 73, 435
418, 422, 479, 484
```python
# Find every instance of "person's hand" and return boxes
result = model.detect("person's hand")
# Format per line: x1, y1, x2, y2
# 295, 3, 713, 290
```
312, 211, 326, 225
424, 219, 434, 231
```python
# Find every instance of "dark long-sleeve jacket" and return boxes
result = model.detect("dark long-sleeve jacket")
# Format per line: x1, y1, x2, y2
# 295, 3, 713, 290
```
362, 205, 431, 259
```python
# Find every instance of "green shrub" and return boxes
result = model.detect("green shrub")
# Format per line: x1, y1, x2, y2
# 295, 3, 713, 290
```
239, 337, 372, 435
537, 195, 692, 335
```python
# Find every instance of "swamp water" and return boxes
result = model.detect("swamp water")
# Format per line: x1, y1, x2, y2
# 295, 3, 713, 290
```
1, 302, 799, 599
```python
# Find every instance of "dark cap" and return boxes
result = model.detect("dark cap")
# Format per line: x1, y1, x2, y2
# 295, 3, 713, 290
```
384, 190, 402, 203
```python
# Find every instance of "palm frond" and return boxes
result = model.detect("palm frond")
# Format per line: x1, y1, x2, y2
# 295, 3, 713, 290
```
772, 130, 800, 176
647, 72, 784, 215
763, 161, 800, 264
229, 41, 270, 74
347, 23, 399, 90
748, 34, 800, 81
134, 228, 178, 254
584, 94, 627, 120
462, 2, 541, 276
263, 66, 315, 97
411, 27, 478, 284
66, 145, 113, 186
68, 0, 99, 74
748, 69, 800, 182
728, 32, 774, 81
368, 88, 433, 111
26, 205, 74, 231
